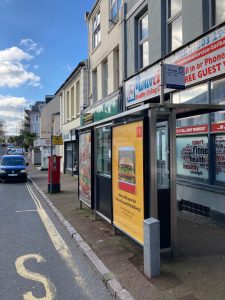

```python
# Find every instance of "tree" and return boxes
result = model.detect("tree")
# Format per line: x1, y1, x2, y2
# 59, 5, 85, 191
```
0, 120, 6, 143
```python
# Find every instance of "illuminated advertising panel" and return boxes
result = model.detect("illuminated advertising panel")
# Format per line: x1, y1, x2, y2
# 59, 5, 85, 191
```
79, 131, 92, 207
112, 121, 144, 244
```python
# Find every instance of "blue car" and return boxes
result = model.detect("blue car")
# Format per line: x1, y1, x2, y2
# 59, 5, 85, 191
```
0, 155, 28, 182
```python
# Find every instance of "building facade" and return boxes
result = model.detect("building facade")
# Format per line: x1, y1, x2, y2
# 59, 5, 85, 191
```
57, 61, 88, 174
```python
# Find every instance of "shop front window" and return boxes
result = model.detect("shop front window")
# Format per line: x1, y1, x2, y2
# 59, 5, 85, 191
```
176, 136, 209, 180
215, 135, 225, 182
211, 77, 225, 123
96, 126, 111, 176
66, 143, 73, 170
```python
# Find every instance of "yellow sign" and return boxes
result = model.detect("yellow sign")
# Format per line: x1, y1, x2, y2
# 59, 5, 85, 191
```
52, 136, 63, 145
112, 121, 144, 244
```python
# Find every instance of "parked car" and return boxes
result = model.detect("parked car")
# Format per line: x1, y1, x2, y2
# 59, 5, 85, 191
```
6, 145, 14, 154
8, 148, 24, 155
0, 155, 29, 182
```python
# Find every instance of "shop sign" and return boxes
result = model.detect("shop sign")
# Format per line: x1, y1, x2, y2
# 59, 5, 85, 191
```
112, 121, 144, 244
167, 25, 225, 87
33, 138, 51, 147
62, 131, 71, 142
125, 25, 225, 107
211, 122, 225, 132
125, 65, 161, 107
79, 131, 92, 207
176, 125, 208, 135
81, 95, 120, 126
52, 136, 63, 145
176, 136, 208, 179
215, 135, 225, 181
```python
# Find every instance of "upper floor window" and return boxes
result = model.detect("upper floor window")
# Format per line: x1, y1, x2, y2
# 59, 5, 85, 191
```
93, 11, 101, 49
139, 13, 149, 69
92, 69, 98, 103
168, 0, 182, 52
110, 0, 122, 23
212, 0, 225, 25
76, 81, 80, 116
102, 60, 108, 98
71, 86, 75, 117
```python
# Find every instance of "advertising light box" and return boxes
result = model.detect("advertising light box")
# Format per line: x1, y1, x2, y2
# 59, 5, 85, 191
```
112, 121, 144, 244
79, 131, 92, 207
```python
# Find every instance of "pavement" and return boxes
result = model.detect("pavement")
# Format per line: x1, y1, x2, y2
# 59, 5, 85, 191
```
27, 163, 225, 300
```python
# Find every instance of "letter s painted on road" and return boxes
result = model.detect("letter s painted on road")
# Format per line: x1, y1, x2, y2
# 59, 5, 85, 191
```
15, 254, 56, 300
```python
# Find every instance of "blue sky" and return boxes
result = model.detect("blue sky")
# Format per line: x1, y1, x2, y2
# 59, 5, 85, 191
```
0, 0, 93, 135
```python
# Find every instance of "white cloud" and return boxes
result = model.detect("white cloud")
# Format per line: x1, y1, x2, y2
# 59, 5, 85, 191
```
0, 46, 32, 62
20, 38, 43, 56
0, 95, 30, 135
0, 46, 41, 88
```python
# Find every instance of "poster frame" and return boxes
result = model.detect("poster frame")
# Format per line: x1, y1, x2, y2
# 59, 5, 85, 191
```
111, 117, 147, 246
78, 130, 94, 209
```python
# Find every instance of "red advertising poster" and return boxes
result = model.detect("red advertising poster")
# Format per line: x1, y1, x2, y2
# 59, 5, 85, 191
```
79, 132, 92, 207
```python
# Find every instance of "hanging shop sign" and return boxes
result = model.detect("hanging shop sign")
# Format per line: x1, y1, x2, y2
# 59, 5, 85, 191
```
176, 136, 208, 180
79, 131, 92, 207
62, 131, 71, 142
164, 64, 185, 90
126, 25, 225, 107
176, 124, 208, 135
215, 135, 225, 182
112, 120, 144, 245
81, 95, 120, 126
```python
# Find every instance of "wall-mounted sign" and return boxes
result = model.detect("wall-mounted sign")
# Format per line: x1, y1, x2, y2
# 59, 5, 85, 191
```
79, 131, 92, 207
176, 125, 208, 135
71, 129, 77, 141
125, 25, 225, 107
125, 65, 161, 107
52, 136, 63, 145
112, 121, 144, 244
81, 95, 120, 126
211, 122, 225, 132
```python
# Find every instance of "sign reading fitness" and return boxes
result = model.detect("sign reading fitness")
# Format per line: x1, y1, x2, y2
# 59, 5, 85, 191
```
112, 121, 144, 244
79, 132, 92, 207
176, 136, 208, 179
125, 25, 225, 106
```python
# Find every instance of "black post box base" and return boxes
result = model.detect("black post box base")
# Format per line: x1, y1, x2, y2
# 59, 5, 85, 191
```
48, 183, 60, 193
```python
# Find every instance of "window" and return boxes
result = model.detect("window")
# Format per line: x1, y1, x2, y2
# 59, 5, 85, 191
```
139, 13, 149, 69
96, 126, 111, 176
93, 11, 101, 49
168, 0, 182, 52
102, 60, 108, 98
110, 0, 122, 23
76, 81, 80, 116
215, 135, 225, 182
71, 86, 74, 118
211, 77, 225, 123
35, 115, 39, 122
212, 0, 225, 25
92, 69, 98, 103
66, 91, 70, 120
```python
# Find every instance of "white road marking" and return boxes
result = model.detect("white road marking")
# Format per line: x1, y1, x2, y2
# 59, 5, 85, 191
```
16, 210, 37, 213
25, 183, 90, 297
15, 254, 56, 300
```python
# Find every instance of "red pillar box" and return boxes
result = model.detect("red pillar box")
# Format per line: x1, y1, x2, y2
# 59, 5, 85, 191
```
48, 155, 62, 193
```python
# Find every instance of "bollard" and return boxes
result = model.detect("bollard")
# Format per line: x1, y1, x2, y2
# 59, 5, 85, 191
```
144, 218, 160, 278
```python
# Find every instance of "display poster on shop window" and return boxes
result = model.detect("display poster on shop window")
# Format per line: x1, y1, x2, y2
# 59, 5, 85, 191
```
79, 132, 92, 207
176, 136, 208, 179
215, 135, 225, 182
112, 121, 144, 245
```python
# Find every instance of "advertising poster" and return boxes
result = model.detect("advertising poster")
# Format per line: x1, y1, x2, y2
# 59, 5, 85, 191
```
112, 121, 144, 244
79, 132, 92, 207
176, 136, 208, 179
215, 135, 225, 182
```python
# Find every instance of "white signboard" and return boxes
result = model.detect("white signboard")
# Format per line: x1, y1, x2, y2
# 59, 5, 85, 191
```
164, 64, 185, 89
33, 138, 50, 147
